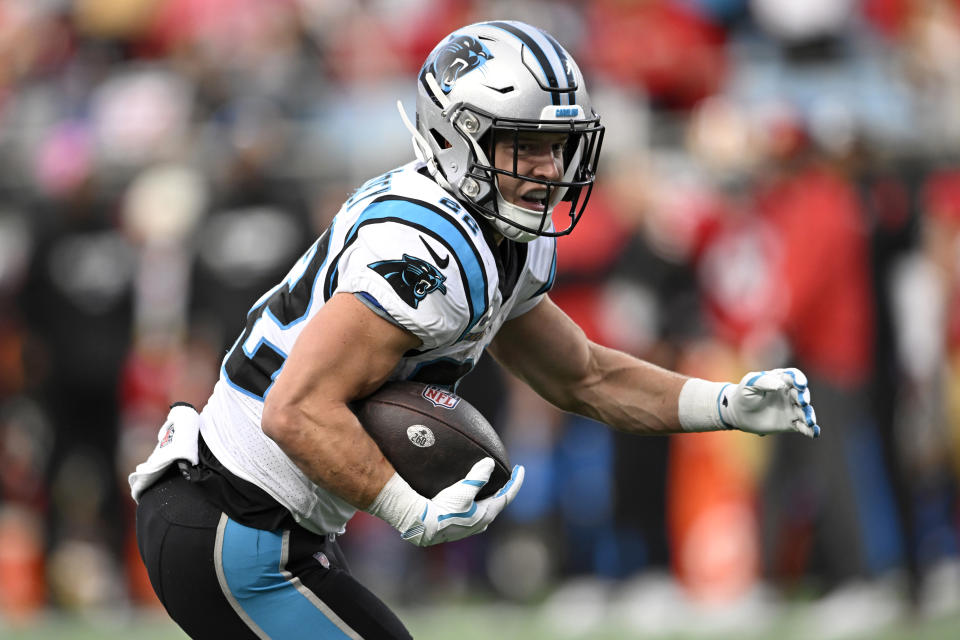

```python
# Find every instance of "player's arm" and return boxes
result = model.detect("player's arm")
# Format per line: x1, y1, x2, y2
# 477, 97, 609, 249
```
262, 291, 524, 545
488, 296, 685, 433
487, 296, 819, 438
261, 292, 418, 508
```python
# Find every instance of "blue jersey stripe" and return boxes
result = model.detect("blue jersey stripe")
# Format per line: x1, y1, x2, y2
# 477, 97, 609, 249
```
326, 198, 489, 339
218, 520, 356, 639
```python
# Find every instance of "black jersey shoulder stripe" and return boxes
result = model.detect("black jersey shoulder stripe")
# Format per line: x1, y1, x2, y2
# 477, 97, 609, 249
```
507, 242, 529, 300
531, 237, 557, 299
494, 236, 528, 301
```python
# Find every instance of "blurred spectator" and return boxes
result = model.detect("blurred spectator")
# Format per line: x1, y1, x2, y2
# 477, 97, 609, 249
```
894, 167, 960, 608
189, 98, 314, 354
18, 152, 134, 610
585, 0, 729, 111
0, 205, 49, 620
852, 150, 936, 608
750, 0, 857, 58
693, 106, 891, 597
0, 0, 954, 626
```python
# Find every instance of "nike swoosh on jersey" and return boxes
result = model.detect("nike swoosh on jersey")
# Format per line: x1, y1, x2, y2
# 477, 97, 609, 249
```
419, 235, 450, 269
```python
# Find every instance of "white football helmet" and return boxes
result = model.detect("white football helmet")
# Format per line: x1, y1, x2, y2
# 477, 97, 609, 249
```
399, 20, 604, 242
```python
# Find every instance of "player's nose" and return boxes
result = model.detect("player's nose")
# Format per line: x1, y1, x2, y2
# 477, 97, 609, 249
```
530, 152, 561, 180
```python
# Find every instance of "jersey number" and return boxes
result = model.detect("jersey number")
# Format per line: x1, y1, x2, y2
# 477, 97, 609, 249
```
223, 231, 330, 399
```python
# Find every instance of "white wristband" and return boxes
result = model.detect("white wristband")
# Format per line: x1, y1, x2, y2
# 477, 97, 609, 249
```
365, 472, 422, 531
678, 378, 731, 432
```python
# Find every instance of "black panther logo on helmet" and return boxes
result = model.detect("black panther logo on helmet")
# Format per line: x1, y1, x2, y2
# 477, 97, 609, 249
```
429, 35, 493, 93
368, 254, 448, 309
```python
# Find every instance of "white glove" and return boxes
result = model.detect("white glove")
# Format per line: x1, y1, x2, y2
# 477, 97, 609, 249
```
679, 367, 820, 438
366, 458, 524, 547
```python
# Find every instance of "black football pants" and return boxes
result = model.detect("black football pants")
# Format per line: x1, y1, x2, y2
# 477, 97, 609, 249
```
136, 470, 412, 639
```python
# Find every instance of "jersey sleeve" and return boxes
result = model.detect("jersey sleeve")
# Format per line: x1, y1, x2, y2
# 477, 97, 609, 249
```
331, 200, 490, 351
507, 235, 557, 320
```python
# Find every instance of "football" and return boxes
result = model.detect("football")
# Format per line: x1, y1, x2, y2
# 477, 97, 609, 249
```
354, 381, 511, 500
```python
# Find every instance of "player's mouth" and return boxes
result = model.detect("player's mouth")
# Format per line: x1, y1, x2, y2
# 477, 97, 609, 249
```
518, 189, 548, 212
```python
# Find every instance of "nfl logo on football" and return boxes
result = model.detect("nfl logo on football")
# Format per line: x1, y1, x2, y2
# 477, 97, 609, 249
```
421, 385, 460, 409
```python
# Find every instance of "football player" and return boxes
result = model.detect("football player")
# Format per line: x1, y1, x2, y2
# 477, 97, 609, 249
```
131, 20, 819, 639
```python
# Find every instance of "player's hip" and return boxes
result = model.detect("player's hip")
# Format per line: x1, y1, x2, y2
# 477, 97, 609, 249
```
136, 469, 410, 639
201, 383, 357, 533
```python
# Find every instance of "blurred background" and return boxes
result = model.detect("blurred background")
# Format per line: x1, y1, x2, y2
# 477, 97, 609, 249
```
0, 0, 959, 638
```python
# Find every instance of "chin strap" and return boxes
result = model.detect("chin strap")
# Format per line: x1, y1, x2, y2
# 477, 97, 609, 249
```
397, 69, 452, 175
397, 98, 460, 197
491, 194, 550, 243
396, 101, 434, 168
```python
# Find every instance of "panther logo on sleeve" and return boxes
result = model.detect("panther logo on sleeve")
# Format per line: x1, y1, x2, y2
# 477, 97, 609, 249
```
369, 254, 447, 309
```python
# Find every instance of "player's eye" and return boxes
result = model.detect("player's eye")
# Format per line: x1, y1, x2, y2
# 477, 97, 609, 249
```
514, 141, 561, 156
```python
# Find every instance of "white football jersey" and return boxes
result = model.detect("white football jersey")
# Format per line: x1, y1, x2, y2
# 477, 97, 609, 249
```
200, 160, 557, 534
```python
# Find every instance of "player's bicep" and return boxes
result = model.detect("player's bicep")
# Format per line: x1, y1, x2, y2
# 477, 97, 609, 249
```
488, 296, 593, 408
266, 292, 420, 417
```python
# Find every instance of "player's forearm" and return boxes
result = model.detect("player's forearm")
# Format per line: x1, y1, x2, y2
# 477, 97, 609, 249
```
262, 401, 395, 510
567, 346, 822, 439
562, 343, 688, 435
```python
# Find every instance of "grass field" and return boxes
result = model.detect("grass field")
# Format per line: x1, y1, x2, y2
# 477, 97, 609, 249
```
1, 603, 958, 640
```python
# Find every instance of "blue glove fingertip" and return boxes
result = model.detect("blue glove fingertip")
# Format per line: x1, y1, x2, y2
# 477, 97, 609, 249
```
784, 368, 809, 390
494, 465, 523, 498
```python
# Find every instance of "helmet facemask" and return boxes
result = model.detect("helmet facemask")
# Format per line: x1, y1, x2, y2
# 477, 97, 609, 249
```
463, 109, 604, 241
407, 21, 605, 243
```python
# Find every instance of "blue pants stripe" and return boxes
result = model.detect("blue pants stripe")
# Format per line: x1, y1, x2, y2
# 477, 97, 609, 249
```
216, 516, 359, 639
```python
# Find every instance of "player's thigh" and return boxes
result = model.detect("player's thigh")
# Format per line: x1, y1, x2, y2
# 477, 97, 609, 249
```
282, 528, 413, 640
138, 473, 411, 639
136, 473, 262, 639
